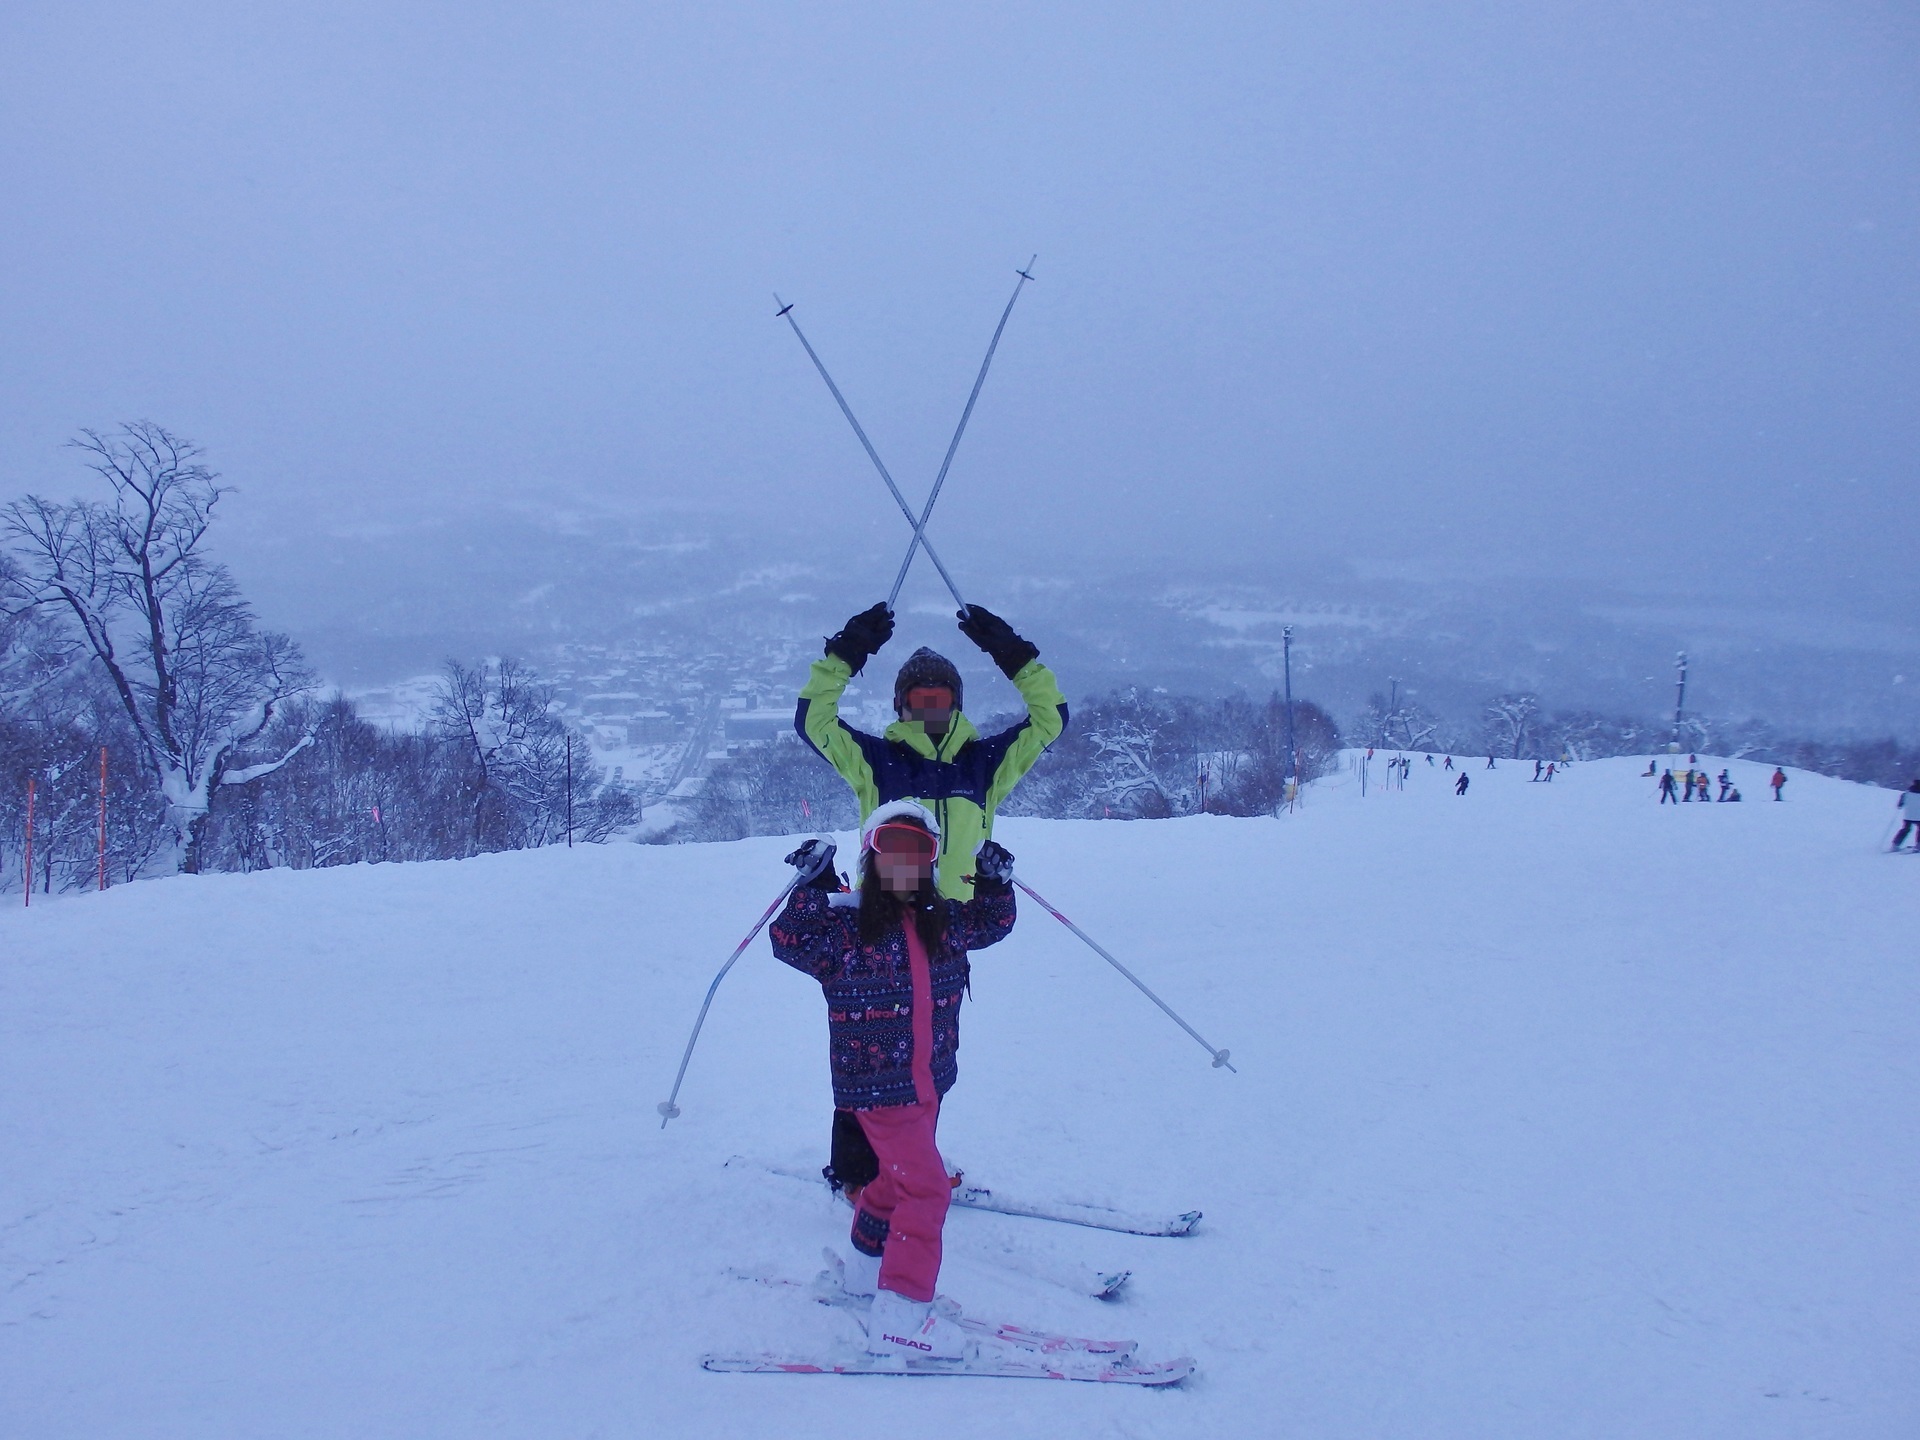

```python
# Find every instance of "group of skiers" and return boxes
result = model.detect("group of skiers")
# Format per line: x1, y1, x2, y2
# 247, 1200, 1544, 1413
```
767, 601, 1068, 1362
1657, 764, 1741, 804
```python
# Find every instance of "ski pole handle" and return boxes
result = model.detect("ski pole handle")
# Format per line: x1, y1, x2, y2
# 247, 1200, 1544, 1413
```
658, 875, 803, 1128
1012, 877, 1236, 1073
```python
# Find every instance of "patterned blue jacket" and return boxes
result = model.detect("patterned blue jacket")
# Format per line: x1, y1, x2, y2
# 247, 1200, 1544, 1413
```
770, 883, 1016, 1110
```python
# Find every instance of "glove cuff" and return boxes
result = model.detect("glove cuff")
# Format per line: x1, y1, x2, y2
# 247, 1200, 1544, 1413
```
823, 637, 868, 675
989, 642, 1039, 680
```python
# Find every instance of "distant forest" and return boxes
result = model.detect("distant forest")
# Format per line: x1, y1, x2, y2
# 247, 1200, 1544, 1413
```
5, 424, 1917, 890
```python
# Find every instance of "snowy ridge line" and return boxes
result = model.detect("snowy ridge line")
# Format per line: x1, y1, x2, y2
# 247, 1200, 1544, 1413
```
738, 1158, 1203, 1237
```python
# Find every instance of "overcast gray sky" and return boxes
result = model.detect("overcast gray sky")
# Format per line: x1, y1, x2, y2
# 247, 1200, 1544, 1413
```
4, 2, 1916, 630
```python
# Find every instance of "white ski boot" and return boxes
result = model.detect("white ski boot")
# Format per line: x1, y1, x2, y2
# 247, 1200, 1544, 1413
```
863, 1288, 967, 1361
842, 1247, 880, 1299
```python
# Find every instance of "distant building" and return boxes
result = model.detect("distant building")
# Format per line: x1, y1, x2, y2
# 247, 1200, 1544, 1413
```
724, 709, 794, 745
583, 691, 642, 719
627, 712, 679, 745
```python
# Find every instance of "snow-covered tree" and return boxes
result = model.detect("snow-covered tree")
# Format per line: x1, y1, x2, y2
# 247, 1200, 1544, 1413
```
2, 423, 314, 871
1357, 691, 1440, 752
430, 657, 633, 851
1479, 692, 1542, 759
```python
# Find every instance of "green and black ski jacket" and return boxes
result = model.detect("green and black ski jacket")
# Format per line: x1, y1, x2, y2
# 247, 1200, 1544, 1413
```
795, 654, 1068, 899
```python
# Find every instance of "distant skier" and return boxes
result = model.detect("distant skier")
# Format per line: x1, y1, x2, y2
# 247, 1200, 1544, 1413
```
1717, 769, 1732, 802
1681, 767, 1695, 801
1659, 769, 1679, 804
771, 806, 1017, 1360
1532, 759, 1543, 782
1444, 755, 1454, 771
1642, 759, 1657, 778
1695, 772, 1710, 802
1486, 755, 1496, 769
1771, 768, 1788, 801
796, 601, 1066, 1199
1544, 762, 1556, 783
1454, 772, 1470, 796
1892, 779, 1920, 851
1426, 753, 1435, 766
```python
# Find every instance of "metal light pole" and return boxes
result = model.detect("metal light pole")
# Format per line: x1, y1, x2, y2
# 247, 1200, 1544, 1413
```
1282, 625, 1298, 785
564, 733, 574, 847
1671, 651, 1688, 753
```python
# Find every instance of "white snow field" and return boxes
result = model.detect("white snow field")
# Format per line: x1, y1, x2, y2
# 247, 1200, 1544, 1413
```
4, 756, 1916, 1438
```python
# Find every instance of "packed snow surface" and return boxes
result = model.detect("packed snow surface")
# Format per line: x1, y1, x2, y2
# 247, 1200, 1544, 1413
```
4, 756, 1916, 1438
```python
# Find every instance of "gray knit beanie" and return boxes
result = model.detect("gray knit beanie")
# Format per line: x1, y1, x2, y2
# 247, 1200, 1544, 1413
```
893, 647, 963, 712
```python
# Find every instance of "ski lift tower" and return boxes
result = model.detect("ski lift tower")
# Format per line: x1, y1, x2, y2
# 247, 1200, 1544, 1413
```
1668, 651, 1688, 754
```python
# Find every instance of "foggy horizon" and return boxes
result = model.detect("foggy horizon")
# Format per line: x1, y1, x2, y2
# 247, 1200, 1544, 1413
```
5, 3, 1918, 731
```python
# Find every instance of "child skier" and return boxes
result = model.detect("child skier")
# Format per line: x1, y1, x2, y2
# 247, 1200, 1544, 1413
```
771, 803, 1017, 1361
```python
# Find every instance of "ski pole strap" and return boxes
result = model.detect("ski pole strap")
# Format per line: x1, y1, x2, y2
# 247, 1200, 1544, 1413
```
658, 876, 803, 1127
1012, 877, 1235, 1073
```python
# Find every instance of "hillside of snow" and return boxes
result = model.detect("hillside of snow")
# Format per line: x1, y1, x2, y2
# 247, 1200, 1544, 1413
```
4, 756, 1916, 1438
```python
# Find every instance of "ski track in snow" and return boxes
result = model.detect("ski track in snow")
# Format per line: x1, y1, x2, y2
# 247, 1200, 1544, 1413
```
2, 755, 1916, 1438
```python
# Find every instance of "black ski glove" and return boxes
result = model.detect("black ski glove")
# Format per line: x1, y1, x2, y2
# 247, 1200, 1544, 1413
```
783, 837, 840, 891
972, 839, 1015, 890
824, 603, 894, 675
956, 605, 1039, 680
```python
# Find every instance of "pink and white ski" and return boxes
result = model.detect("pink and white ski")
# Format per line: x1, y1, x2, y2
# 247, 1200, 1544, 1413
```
701, 1350, 1194, 1385
718, 1259, 1195, 1383
731, 1260, 1138, 1356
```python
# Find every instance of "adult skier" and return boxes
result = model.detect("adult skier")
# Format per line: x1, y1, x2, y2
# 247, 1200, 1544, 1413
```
770, 804, 1017, 1361
1771, 767, 1788, 801
1892, 779, 1920, 851
1454, 771, 1470, 796
796, 601, 1068, 1196
1659, 768, 1679, 804
1717, 769, 1732, 802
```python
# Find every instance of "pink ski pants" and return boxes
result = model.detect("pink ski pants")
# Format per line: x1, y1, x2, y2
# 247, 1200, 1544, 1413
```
851, 1100, 949, 1303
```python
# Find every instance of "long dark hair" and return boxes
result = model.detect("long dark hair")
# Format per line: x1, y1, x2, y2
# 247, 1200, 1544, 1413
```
857, 843, 948, 950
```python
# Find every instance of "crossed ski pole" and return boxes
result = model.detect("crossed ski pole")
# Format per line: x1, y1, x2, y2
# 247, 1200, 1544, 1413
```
775, 258, 1036, 614
657, 874, 804, 1127
1013, 876, 1236, 1072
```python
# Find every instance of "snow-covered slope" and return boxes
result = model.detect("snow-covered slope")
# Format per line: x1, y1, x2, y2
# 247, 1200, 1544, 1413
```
4, 757, 1915, 1438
